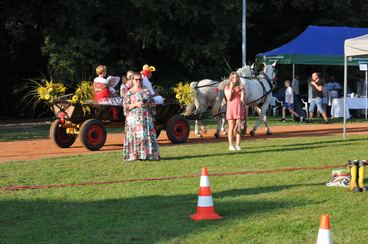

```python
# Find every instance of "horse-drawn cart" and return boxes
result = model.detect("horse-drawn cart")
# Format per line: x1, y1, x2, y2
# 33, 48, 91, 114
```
49, 95, 190, 151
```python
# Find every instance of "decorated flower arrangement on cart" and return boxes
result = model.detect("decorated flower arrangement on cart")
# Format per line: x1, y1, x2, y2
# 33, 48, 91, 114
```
31, 78, 191, 151
172, 82, 193, 107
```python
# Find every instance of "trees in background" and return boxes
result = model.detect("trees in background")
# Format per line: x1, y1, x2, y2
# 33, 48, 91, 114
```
1, 0, 367, 117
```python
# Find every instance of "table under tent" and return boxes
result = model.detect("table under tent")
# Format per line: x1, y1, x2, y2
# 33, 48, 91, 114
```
343, 34, 368, 138
255, 25, 368, 128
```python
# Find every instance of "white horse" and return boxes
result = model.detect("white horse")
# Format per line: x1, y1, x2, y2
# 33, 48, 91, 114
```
183, 79, 227, 138
215, 63, 276, 136
236, 63, 256, 78
238, 62, 277, 136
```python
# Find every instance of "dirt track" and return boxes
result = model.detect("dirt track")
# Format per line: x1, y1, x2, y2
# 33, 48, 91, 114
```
1, 123, 368, 163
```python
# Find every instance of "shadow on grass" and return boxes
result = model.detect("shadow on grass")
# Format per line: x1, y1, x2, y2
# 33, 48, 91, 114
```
0, 183, 319, 243
162, 137, 365, 161
217, 183, 323, 198
255, 137, 367, 149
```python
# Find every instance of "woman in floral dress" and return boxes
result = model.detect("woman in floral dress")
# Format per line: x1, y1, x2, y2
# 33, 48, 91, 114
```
123, 72, 160, 161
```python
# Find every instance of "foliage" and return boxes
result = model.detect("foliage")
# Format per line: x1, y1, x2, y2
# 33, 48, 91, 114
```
2, 0, 368, 117
172, 82, 193, 106
70, 81, 93, 115
153, 84, 171, 98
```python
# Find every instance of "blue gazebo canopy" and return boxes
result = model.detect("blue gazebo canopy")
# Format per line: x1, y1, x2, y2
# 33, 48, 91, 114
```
256, 25, 368, 65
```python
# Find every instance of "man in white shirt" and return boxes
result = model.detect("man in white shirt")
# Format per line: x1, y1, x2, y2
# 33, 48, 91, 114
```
141, 64, 164, 104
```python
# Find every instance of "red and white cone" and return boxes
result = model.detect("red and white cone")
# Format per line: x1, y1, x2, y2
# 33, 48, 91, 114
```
190, 167, 222, 220
316, 214, 332, 244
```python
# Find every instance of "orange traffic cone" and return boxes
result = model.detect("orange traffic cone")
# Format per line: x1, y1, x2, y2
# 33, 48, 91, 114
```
316, 214, 332, 244
190, 167, 222, 220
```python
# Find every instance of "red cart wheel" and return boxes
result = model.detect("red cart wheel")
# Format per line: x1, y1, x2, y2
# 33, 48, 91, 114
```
50, 119, 76, 148
166, 115, 190, 143
79, 119, 106, 151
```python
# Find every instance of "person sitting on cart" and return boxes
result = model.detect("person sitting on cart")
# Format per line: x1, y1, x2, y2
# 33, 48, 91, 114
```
120, 75, 129, 97
141, 64, 164, 105
93, 65, 122, 106
120, 70, 134, 97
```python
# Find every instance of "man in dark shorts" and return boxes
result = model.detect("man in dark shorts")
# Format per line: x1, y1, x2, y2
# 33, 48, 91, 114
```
307, 72, 330, 123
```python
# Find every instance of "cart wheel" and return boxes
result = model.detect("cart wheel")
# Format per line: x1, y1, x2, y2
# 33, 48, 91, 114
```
79, 119, 106, 151
166, 115, 190, 143
50, 119, 76, 148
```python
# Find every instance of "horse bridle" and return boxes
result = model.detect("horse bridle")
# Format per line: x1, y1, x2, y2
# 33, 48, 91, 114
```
245, 68, 275, 106
259, 66, 276, 85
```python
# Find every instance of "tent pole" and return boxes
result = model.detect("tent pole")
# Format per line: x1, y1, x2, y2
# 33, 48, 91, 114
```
242, 0, 246, 66
343, 56, 347, 139
292, 63, 295, 80
366, 70, 367, 120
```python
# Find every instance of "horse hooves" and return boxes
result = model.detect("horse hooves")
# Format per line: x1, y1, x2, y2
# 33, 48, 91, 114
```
250, 130, 255, 137
266, 131, 272, 135
214, 133, 220, 139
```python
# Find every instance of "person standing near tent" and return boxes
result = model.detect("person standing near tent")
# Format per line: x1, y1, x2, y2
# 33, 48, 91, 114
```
326, 76, 341, 103
321, 77, 329, 117
292, 75, 300, 99
307, 75, 313, 103
280, 80, 303, 122
306, 72, 330, 124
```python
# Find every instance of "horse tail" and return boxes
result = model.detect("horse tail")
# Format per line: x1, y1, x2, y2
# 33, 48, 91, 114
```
212, 80, 227, 116
190, 81, 199, 101
184, 81, 199, 116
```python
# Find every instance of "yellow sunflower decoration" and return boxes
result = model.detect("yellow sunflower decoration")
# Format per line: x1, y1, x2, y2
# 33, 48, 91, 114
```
71, 81, 93, 115
36, 80, 66, 102
172, 82, 193, 106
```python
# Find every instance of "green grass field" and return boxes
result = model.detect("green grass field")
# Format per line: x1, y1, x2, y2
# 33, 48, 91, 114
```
1, 134, 368, 243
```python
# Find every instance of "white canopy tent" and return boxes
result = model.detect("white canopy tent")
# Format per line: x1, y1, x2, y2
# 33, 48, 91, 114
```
343, 34, 368, 138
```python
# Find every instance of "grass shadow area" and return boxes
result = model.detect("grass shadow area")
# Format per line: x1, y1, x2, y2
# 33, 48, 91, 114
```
162, 137, 365, 161
0, 184, 315, 243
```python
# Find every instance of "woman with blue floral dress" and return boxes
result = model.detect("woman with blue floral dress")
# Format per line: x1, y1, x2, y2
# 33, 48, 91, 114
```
123, 72, 160, 161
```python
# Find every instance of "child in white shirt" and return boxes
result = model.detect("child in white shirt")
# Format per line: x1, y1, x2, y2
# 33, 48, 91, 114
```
281, 80, 303, 122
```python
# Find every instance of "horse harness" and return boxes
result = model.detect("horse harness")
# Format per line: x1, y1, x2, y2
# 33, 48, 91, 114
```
190, 80, 220, 119
193, 81, 219, 89
240, 72, 274, 106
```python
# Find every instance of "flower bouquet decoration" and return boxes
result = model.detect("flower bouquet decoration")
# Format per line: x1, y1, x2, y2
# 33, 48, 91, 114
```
70, 81, 93, 115
23, 79, 66, 109
35, 80, 67, 103
172, 82, 193, 106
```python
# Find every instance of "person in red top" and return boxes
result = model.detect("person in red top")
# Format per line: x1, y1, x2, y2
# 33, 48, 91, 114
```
93, 65, 121, 106
225, 71, 245, 151
93, 65, 110, 102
